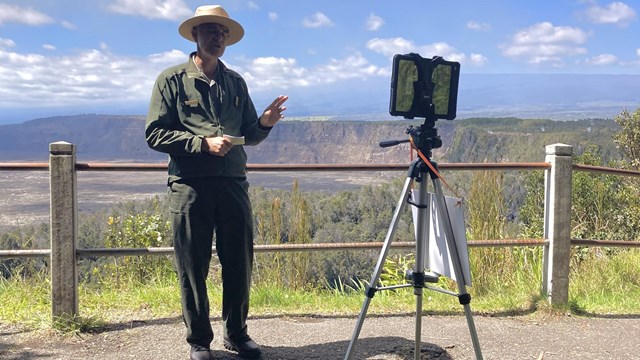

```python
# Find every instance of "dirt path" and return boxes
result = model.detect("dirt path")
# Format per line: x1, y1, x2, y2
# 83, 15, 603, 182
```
2, 313, 640, 359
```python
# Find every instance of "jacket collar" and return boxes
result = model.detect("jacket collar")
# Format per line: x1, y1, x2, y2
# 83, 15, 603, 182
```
186, 52, 228, 80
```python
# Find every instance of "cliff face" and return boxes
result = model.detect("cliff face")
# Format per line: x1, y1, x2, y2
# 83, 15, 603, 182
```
0, 115, 455, 164
245, 120, 454, 164
0, 115, 155, 162
0, 114, 620, 164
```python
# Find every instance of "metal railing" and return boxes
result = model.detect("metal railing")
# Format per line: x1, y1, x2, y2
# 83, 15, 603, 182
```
2, 142, 640, 319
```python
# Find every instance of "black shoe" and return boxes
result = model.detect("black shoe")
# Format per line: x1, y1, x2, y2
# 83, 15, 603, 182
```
223, 335, 262, 359
190, 345, 213, 360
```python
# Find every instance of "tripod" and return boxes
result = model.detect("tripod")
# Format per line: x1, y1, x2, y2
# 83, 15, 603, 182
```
344, 119, 483, 360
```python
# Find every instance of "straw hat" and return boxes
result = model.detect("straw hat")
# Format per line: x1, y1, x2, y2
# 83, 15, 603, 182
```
178, 5, 244, 45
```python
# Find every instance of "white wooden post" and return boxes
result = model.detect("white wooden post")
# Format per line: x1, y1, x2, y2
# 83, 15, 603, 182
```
49, 141, 78, 319
542, 143, 573, 305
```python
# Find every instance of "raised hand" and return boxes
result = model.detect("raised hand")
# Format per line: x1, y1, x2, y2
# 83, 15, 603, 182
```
259, 95, 289, 128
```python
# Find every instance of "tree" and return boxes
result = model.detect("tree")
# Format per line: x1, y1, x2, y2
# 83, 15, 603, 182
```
612, 107, 640, 169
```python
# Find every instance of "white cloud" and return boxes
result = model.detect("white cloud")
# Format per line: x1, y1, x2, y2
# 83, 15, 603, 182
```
0, 46, 186, 109
365, 13, 384, 31
366, 37, 414, 57
238, 52, 385, 91
149, 49, 186, 64
470, 53, 489, 66
0, 38, 16, 49
61, 21, 76, 30
107, 0, 192, 21
248, 1, 260, 11
366, 37, 466, 63
467, 21, 491, 32
43, 44, 56, 51
637, 48, 640, 57
511, 22, 589, 44
268, 12, 279, 22
0, 38, 389, 111
240, 57, 309, 88
501, 22, 589, 65
584, 1, 636, 27
302, 12, 334, 28
0, 4, 54, 25
314, 53, 387, 81
582, 53, 619, 65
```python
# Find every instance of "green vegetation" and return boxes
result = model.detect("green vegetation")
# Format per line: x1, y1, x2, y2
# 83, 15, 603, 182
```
446, 117, 620, 163
2, 113, 640, 331
613, 108, 640, 169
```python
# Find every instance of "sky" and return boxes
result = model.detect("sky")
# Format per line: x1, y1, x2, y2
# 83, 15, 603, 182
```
0, 0, 639, 123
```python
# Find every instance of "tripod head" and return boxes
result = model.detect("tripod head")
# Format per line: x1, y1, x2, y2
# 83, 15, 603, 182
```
406, 116, 442, 158
379, 115, 442, 159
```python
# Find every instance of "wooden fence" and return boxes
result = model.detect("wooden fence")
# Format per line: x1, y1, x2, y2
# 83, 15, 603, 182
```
2, 141, 640, 320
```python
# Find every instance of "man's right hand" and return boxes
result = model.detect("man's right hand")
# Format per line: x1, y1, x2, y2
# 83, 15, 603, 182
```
202, 136, 233, 157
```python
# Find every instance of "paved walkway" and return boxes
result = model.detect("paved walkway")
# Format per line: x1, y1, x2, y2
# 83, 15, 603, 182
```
2, 314, 640, 359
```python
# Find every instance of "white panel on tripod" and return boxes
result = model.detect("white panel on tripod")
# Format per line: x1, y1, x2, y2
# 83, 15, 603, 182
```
411, 190, 472, 286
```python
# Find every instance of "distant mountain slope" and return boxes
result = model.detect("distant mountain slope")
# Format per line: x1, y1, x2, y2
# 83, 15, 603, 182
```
0, 114, 622, 164
0, 114, 426, 163
0, 115, 151, 162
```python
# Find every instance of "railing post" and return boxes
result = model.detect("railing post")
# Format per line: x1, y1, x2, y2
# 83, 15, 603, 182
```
542, 143, 573, 305
49, 142, 78, 319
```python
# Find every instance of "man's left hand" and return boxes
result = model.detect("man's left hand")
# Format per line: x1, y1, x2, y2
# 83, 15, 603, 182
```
259, 95, 288, 128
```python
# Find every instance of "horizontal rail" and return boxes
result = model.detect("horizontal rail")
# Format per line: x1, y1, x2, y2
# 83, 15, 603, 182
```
571, 239, 640, 248
0, 162, 49, 170
74, 162, 552, 172
573, 164, 640, 177
0, 249, 51, 258
4, 162, 638, 177
439, 162, 550, 170
0, 162, 551, 172
4, 239, 639, 260
0, 239, 549, 259
75, 242, 416, 258
466, 239, 548, 247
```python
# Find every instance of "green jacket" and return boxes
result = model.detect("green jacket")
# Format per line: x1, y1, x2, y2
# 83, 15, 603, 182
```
146, 53, 271, 183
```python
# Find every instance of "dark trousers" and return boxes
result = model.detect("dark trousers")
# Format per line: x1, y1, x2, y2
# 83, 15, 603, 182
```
169, 177, 254, 347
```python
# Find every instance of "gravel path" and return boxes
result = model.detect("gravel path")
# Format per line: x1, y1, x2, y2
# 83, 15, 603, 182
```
2, 313, 640, 359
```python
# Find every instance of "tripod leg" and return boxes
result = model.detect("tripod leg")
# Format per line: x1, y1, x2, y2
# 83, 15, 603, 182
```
344, 175, 414, 360
431, 177, 484, 360
413, 176, 430, 360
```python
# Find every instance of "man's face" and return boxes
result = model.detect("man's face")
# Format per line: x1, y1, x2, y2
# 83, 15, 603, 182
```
193, 23, 230, 58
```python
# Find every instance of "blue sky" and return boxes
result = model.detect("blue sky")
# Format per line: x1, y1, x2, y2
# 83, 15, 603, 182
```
0, 0, 638, 123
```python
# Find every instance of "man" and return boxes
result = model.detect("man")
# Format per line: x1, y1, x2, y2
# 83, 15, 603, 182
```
145, 5, 288, 360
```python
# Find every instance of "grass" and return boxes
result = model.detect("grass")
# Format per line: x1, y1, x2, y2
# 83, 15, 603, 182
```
569, 249, 640, 314
2, 249, 640, 332
0, 273, 532, 329
0, 274, 51, 329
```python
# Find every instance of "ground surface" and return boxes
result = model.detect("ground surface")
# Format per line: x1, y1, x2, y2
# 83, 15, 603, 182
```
2, 313, 640, 360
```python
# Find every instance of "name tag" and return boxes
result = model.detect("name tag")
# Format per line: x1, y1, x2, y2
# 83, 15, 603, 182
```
184, 99, 199, 107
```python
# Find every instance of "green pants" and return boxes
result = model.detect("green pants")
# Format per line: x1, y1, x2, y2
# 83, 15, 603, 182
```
169, 177, 254, 347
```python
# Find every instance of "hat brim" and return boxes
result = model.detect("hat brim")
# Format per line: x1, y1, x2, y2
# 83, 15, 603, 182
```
178, 16, 244, 45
